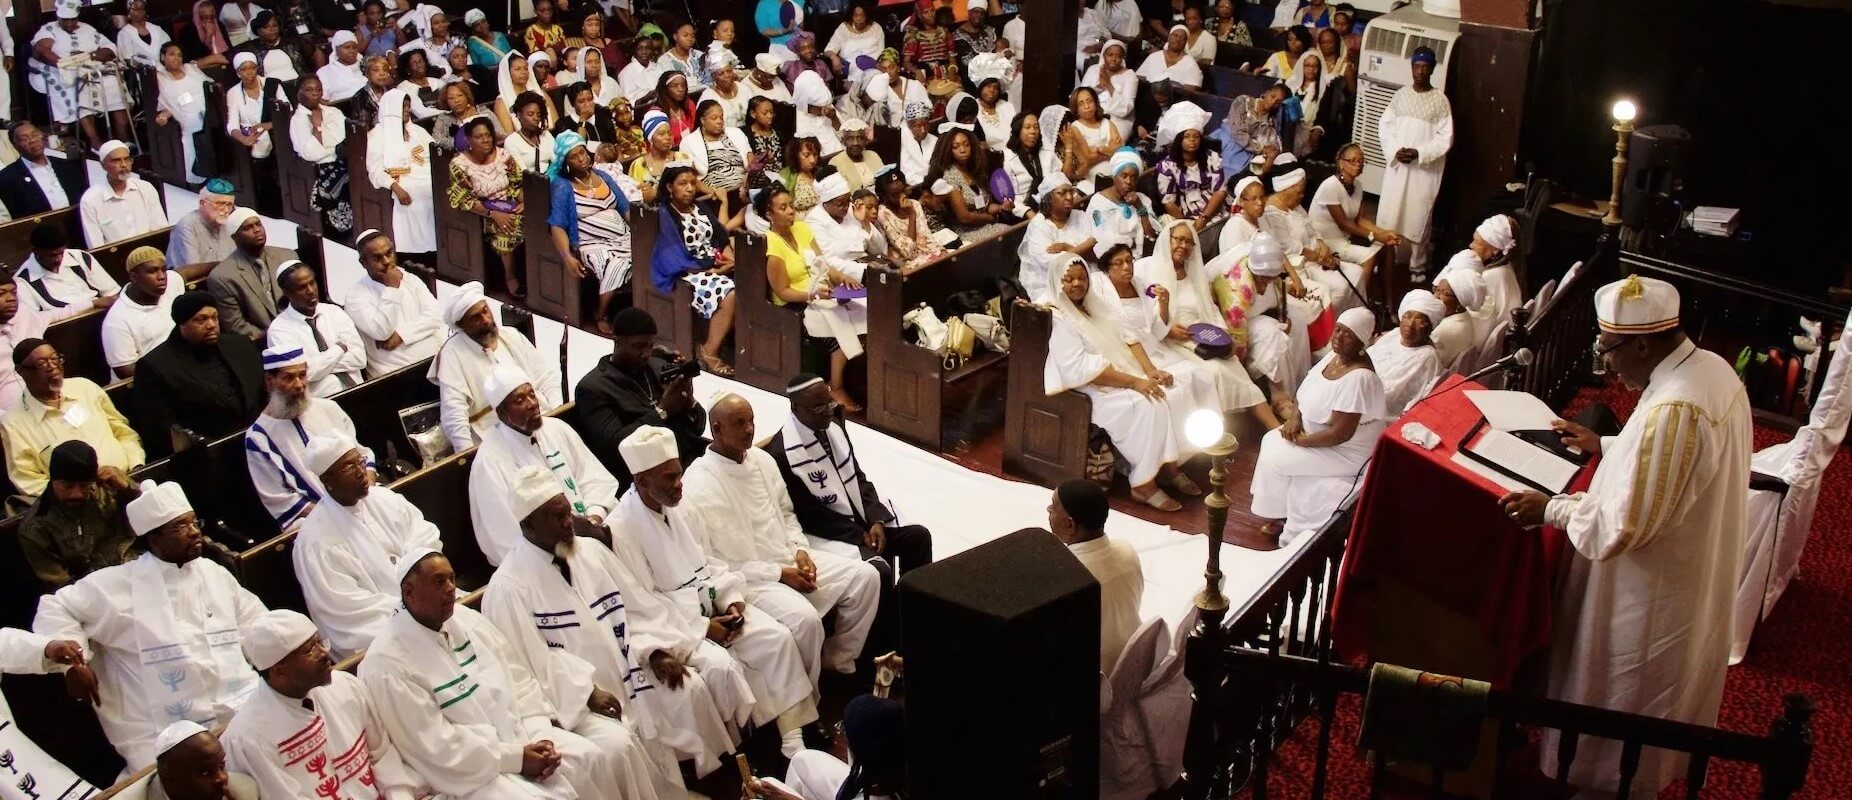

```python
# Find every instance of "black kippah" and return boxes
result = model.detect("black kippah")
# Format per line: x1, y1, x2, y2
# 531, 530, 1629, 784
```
609, 307, 658, 337
29, 222, 66, 251
48, 440, 98, 483
11, 338, 47, 368
1056, 478, 1110, 531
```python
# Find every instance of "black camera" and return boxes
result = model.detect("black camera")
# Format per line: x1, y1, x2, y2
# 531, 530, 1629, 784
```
657, 356, 700, 383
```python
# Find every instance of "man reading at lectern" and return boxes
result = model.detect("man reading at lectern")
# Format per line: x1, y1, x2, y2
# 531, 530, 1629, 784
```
1499, 276, 1750, 799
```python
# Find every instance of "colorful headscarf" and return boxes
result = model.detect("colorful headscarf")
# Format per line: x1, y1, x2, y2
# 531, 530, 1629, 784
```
548, 131, 586, 179
877, 47, 900, 65
641, 109, 671, 144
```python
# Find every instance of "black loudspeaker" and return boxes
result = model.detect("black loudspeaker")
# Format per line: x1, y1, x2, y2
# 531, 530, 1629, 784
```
1621, 124, 1691, 229
899, 529, 1101, 800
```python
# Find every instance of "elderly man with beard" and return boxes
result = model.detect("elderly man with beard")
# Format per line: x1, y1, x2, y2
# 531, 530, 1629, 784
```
166, 181, 241, 277
223, 610, 424, 800
293, 433, 440, 658
468, 367, 617, 566
244, 345, 367, 531
430, 282, 560, 452
17, 441, 141, 589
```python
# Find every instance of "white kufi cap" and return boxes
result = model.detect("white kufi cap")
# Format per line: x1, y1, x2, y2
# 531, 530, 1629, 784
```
394, 546, 443, 587
154, 722, 209, 759
241, 609, 319, 670
306, 432, 361, 476
483, 365, 531, 410
127, 480, 193, 536
443, 281, 487, 326
511, 465, 563, 523
619, 425, 678, 475
814, 174, 850, 203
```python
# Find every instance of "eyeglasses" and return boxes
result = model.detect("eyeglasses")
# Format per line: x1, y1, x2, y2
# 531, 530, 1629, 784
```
1593, 337, 1627, 360
25, 353, 66, 372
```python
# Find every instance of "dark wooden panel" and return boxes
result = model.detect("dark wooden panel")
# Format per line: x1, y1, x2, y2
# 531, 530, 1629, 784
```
730, 234, 804, 393
1437, 22, 1538, 257
522, 173, 587, 325
1020, 0, 1082, 110
234, 530, 308, 613
206, 82, 261, 212
346, 119, 397, 244
432, 147, 489, 287
143, 66, 196, 189
1002, 303, 1091, 488
270, 99, 324, 236
326, 356, 440, 465
630, 208, 701, 357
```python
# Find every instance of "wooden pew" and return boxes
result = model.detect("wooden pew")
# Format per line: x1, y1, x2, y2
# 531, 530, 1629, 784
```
204, 81, 262, 211
629, 207, 701, 357
269, 98, 324, 236
0, 208, 83, 277
143, 66, 203, 189
863, 223, 1025, 449
1002, 303, 1092, 487
729, 233, 806, 393
521, 172, 596, 325
431, 145, 490, 286
346, 118, 397, 244
1214, 41, 1276, 73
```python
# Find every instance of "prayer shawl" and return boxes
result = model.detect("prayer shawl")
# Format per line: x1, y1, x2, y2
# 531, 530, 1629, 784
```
245, 398, 367, 529
469, 419, 620, 565
778, 415, 879, 523
222, 674, 423, 800
429, 326, 562, 453
366, 88, 439, 252
679, 449, 809, 584
293, 485, 443, 657
33, 552, 266, 770
359, 607, 575, 800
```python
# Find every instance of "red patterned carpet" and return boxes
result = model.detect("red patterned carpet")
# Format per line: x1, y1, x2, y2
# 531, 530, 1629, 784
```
1241, 381, 1852, 799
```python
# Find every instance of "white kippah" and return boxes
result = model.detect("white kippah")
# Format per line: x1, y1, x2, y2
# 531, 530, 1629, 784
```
153, 721, 208, 759
510, 465, 563, 523
394, 546, 443, 587
619, 425, 679, 474
305, 433, 360, 477
241, 609, 318, 671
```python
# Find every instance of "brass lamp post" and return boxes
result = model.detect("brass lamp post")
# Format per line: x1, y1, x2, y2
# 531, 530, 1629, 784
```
1603, 99, 1638, 227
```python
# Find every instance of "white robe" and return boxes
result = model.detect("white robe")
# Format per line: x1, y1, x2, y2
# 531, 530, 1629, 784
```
680, 449, 881, 674
1087, 191, 1156, 258
429, 327, 562, 453
33, 553, 267, 772
607, 490, 819, 729
1540, 340, 1751, 798
1435, 251, 1520, 348
1134, 50, 1203, 89
1101, 281, 1260, 421
469, 419, 620, 566
367, 119, 439, 252
1366, 333, 1443, 416
1431, 312, 1475, 370
222, 675, 424, 800
245, 398, 366, 530
293, 485, 443, 658
1045, 309, 1180, 487
898, 131, 937, 188
1017, 212, 1096, 305
1375, 85, 1452, 273
345, 273, 447, 374
360, 606, 661, 800
483, 537, 747, 777
1249, 353, 1387, 537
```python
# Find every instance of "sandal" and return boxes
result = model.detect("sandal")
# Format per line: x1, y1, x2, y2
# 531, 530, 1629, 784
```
696, 350, 734, 377
1132, 488, 1182, 512
828, 385, 863, 413
1166, 473, 1204, 497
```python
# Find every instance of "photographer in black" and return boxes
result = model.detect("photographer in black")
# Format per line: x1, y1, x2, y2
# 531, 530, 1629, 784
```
574, 307, 709, 486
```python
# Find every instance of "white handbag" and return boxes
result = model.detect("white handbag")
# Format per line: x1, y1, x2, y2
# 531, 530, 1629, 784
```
962, 313, 1011, 354
903, 303, 950, 355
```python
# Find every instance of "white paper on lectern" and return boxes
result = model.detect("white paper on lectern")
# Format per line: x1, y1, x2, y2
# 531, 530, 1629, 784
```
1467, 428, 1578, 493
1465, 390, 1561, 432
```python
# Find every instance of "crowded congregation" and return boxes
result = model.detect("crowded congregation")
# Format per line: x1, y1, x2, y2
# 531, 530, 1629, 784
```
0, 0, 1845, 797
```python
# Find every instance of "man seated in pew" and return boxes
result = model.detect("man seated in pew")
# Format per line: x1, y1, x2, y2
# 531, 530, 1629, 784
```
0, 123, 88, 219
13, 221, 121, 323
483, 466, 750, 785
209, 208, 295, 342
0, 275, 51, 410
223, 610, 425, 800
78, 140, 171, 248
345, 229, 446, 374
768, 375, 936, 582
103, 248, 189, 379
468, 367, 617, 566
246, 345, 367, 530
134, 292, 267, 447
294, 433, 434, 657
17, 441, 140, 589
2, 338, 145, 498
267, 261, 369, 396
132, 722, 262, 800
34, 479, 270, 773
612, 426, 823, 758
1047, 479, 1144, 672
682, 395, 882, 678
318, 31, 368, 102
167, 181, 243, 281
363, 549, 667, 800
30, 0, 134, 152
429, 282, 560, 452
574, 308, 708, 487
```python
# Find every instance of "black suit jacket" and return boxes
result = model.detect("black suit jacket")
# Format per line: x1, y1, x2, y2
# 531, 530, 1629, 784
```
572, 355, 708, 484
132, 331, 266, 457
765, 425, 895, 546
0, 157, 89, 219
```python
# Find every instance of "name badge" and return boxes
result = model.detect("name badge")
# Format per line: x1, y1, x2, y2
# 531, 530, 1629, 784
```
179, 91, 195, 105
61, 404, 90, 429
296, 23, 310, 34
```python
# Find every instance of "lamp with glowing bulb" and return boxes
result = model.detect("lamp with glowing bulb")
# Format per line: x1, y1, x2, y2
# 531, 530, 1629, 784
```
1603, 99, 1638, 227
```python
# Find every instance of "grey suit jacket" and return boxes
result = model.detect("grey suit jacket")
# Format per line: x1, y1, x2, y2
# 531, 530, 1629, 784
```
207, 246, 296, 342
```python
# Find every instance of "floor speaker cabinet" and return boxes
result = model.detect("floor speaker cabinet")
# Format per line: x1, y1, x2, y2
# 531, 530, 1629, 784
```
898, 528, 1102, 800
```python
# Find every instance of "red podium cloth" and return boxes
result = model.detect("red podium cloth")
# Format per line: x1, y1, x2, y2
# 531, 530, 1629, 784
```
1330, 376, 1594, 687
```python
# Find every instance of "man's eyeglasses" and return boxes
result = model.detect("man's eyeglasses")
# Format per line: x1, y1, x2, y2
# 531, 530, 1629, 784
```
25, 354, 66, 372
1593, 338, 1627, 360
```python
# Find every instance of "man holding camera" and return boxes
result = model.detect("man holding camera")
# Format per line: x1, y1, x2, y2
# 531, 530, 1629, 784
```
574, 308, 709, 487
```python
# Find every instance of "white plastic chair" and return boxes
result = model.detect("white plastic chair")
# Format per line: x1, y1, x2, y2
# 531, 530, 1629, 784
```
1100, 617, 1174, 800
1731, 310, 1852, 663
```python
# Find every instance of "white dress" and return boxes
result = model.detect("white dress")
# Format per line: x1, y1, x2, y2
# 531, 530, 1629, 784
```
367, 117, 439, 251
1135, 50, 1204, 89
1376, 85, 1453, 274
1016, 210, 1095, 304
1079, 65, 1138, 141
1248, 352, 1387, 537
1046, 309, 1181, 487
1273, 189, 1366, 313
29, 21, 129, 124
1366, 333, 1443, 416
1130, 243, 1266, 413
824, 21, 885, 84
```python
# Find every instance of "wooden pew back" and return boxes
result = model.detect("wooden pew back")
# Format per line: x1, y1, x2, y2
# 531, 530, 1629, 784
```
346, 119, 397, 244
729, 233, 806, 393
270, 99, 324, 236
1002, 303, 1092, 487
0, 208, 83, 277
432, 146, 490, 287
521, 173, 593, 325
629, 207, 701, 358
204, 81, 262, 211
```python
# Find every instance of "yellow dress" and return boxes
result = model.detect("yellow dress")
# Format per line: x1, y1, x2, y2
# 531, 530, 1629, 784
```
765, 221, 817, 307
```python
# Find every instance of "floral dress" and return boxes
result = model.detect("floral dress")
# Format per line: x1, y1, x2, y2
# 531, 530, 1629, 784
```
447, 150, 526, 254
748, 128, 785, 190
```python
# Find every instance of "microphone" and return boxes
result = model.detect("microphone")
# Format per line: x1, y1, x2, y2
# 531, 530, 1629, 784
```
1461, 347, 1535, 383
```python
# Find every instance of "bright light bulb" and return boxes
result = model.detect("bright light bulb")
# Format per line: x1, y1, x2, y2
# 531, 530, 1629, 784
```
1185, 409, 1224, 449
1611, 99, 1637, 123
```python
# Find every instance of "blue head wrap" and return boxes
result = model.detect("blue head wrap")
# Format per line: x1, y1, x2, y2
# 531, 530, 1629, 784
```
548, 131, 586, 180
1410, 47, 1437, 67
641, 109, 671, 144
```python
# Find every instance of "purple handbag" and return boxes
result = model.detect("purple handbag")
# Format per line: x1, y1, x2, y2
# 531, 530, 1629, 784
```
1189, 322, 1234, 360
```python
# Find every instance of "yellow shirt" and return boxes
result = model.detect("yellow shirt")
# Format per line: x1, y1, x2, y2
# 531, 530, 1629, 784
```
765, 221, 817, 307
1, 377, 146, 497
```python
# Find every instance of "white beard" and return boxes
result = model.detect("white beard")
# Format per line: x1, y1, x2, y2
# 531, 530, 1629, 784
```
266, 390, 309, 419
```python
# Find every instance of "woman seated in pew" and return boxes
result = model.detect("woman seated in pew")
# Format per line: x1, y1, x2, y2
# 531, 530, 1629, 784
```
628, 111, 681, 206
873, 168, 944, 272
1257, 25, 1312, 83
608, 94, 647, 164
552, 81, 620, 146
566, 10, 626, 78
431, 82, 501, 150
1132, 220, 1274, 426
449, 118, 527, 297
651, 163, 739, 375
659, 22, 706, 90
1181, 5, 1218, 63
1016, 174, 1094, 303
897, 101, 936, 187
178, 0, 234, 66
1000, 111, 1055, 217
395, 48, 445, 114
1368, 288, 1445, 415
349, 55, 397, 125
549, 132, 633, 327
1064, 87, 1123, 181
973, 77, 1016, 153
1155, 103, 1227, 232
1262, 156, 1360, 313
792, 70, 844, 159
1288, 54, 1327, 155
529, 49, 559, 90
1434, 213, 1521, 346
503, 91, 557, 175
235, 11, 307, 82
1044, 254, 1196, 512
759, 185, 867, 413
680, 99, 750, 229
154, 43, 212, 185
1248, 306, 1386, 541
443, 44, 488, 97
1218, 231, 1313, 417
522, 0, 567, 57
825, 4, 887, 88
1306, 142, 1396, 309
226, 52, 288, 160
290, 75, 356, 237
1086, 147, 1157, 257
780, 136, 827, 215
865, 50, 929, 130
1217, 174, 1265, 255
924, 127, 1014, 241
1218, 82, 1288, 180
367, 89, 440, 266
1079, 41, 1136, 142
116, 0, 170, 71
493, 51, 556, 133
781, 31, 836, 88
464, 8, 512, 68
578, 47, 624, 108
1136, 26, 1205, 91
1209, 0, 1253, 47
649, 70, 699, 147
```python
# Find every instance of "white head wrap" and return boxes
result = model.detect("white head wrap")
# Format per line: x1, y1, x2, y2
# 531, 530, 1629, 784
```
814, 174, 851, 203
1247, 231, 1284, 277
510, 465, 563, 523
464, 8, 486, 26
1232, 175, 1263, 200
54, 0, 80, 19
1440, 269, 1486, 312
755, 52, 783, 74
95, 140, 130, 159
153, 722, 208, 759
1035, 171, 1073, 203
1476, 214, 1515, 254
241, 609, 319, 671
1337, 307, 1376, 343
1398, 289, 1446, 328
1154, 101, 1210, 149
394, 546, 443, 586
839, 117, 870, 135
127, 480, 193, 536
1595, 275, 1680, 335
1109, 147, 1143, 176
331, 30, 358, 49
443, 281, 487, 325
233, 51, 258, 71
305, 432, 361, 476
1169, 23, 1189, 36
619, 425, 679, 475
483, 365, 531, 410
967, 0, 986, 10
1272, 165, 1306, 191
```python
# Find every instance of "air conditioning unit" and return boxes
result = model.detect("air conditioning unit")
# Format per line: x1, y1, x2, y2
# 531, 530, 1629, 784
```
1352, 4, 1461, 194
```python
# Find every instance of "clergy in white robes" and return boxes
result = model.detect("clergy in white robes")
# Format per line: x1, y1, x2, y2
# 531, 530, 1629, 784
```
346, 230, 447, 374
610, 426, 821, 757
681, 395, 881, 675
469, 368, 620, 565
1374, 47, 1452, 281
483, 466, 747, 780
1499, 277, 1750, 799
362, 550, 663, 800
1367, 289, 1446, 415
223, 610, 425, 800
268, 261, 369, 397
1434, 214, 1521, 347
245, 346, 368, 531
293, 434, 442, 657
430, 282, 562, 452
34, 481, 268, 772
1431, 269, 1485, 370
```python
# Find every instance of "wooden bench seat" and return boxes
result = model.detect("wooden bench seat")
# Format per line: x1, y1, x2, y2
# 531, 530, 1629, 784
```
1002, 303, 1093, 487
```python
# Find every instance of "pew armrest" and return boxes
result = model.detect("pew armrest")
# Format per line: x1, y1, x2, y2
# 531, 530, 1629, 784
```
1749, 470, 1789, 496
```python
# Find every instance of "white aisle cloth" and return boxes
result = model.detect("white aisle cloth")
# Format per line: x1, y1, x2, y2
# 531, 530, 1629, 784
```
469, 420, 621, 565
293, 485, 443, 657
